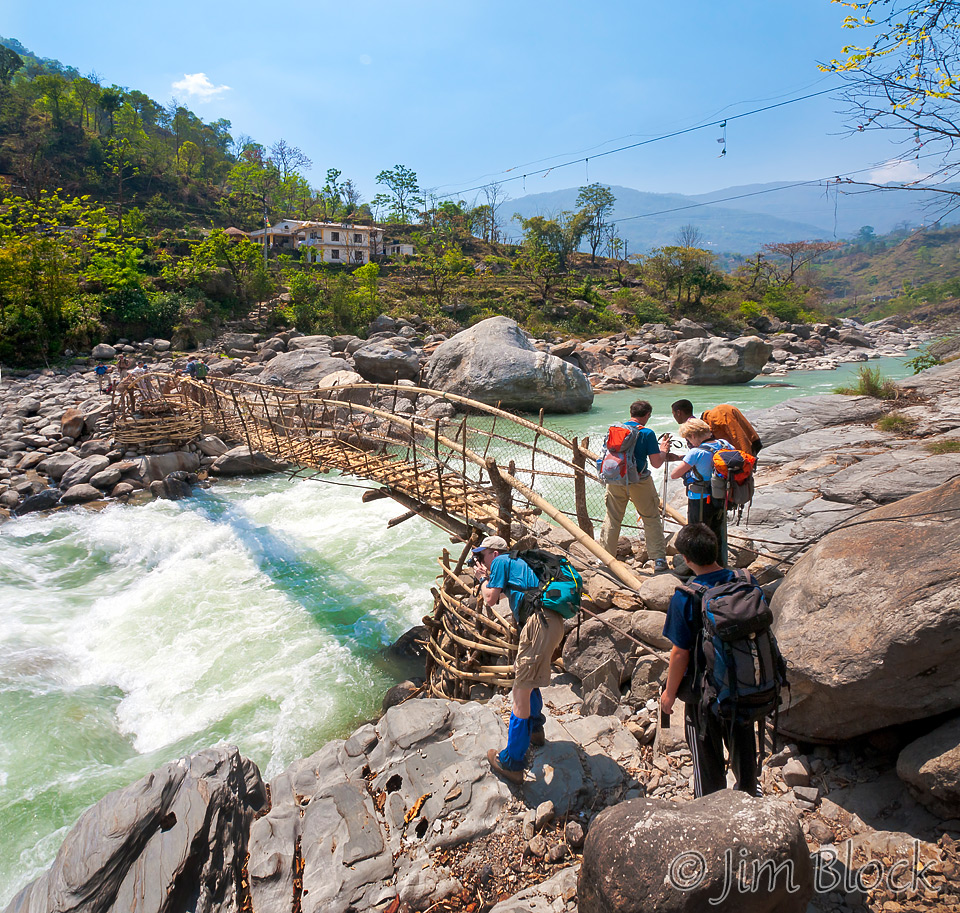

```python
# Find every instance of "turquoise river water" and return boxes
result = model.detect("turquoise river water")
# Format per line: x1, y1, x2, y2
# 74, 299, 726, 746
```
0, 356, 915, 905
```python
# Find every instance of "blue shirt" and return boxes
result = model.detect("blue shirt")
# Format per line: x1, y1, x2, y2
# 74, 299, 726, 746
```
662, 568, 737, 651
488, 554, 541, 619
682, 439, 732, 500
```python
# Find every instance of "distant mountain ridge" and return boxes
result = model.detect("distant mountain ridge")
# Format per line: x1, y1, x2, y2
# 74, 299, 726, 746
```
507, 182, 960, 256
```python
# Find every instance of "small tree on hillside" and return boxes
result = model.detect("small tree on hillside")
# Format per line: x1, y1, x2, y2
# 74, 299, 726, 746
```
762, 240, 844, 285
576, 183, 616, 263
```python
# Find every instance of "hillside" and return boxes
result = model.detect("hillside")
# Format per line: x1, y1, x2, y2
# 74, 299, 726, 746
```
508, 182, 960, 256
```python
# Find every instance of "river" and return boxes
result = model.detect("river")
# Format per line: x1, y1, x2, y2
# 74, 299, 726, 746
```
0, 356, 915, 905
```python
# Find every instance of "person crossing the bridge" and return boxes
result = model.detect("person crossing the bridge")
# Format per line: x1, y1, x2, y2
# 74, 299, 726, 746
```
471, 535, 563, 785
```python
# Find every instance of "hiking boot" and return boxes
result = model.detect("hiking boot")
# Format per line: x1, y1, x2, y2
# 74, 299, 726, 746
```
653, 558, 669, 573
531, 727, 546, 747
487, 749, 524, 785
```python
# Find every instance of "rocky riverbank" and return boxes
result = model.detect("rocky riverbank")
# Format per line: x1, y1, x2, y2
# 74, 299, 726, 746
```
5, 356, 960, 912
0, 313, 932, 520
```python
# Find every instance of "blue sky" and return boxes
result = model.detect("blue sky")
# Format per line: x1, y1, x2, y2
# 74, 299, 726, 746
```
5, 1, 926, 205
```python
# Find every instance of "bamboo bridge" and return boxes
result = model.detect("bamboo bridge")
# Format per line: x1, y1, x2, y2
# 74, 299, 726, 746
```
112, 373, 686, 701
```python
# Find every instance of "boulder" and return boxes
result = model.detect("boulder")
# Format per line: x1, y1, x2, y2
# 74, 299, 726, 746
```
196, 435, 229, 457
133, 451, 201, 484
60, 407, 85, 439
60, 483, 103, 504
562, 609, 636, 687
12, 488, 62, 516
601, 364, 647, 387
352, 339, 421, 383
219, 332, 259, 352
287, 334, 334, 350
668, 335, 772, 385
772, 477, 960, 741
578, 791, 812, 913
897, 716, 960, 818
211, 446, 286, 476
89, 467, 122, 489
91, 343, 117, 359
149, 477, 192, 500
59, 455, 111, 489
425, 317, 593, 414
263, 348, 346, 389
639, 572, 681, 613
5, 746, 266, 913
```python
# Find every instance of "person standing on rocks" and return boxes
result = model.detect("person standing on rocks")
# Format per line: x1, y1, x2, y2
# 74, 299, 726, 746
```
597, 400, 671, 572
672, 399, 762, 456
666, 418, 731, 566
471, 535, 563, 785
660, 523, 759, 797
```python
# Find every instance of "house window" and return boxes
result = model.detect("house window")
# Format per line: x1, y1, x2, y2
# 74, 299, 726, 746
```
353, 233, 363, 243
331, 231, 340, 241
331, 249, 340, 259
354, 251, 363, 262
310, 232, 317, 239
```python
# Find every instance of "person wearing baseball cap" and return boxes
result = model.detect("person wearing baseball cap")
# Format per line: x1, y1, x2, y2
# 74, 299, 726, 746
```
470, 534, 564, 785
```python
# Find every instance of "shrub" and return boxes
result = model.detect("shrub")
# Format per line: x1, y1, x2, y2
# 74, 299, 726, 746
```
876, 412, 917, 433
834, 366, 899, 400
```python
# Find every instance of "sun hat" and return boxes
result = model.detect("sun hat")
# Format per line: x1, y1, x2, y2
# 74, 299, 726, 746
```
471, 535, 507, 556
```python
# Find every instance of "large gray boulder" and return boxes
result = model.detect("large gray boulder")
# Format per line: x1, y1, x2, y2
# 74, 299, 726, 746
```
352, 339, 421, 383
211, 446, 286, 476
263, 348, 347, 389
772, 477, 960, 741
133, 451, 201, 484
36, 452, 80, 482
424, 317, 593, 413
578, 791, 812, 913
4, 746, 266, 913
668, 335, 772, 385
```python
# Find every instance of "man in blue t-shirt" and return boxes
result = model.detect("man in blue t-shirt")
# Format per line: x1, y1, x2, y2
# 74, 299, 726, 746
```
597, 400, 669, 571
471, 535, 565, 785
660, 523, 758, 797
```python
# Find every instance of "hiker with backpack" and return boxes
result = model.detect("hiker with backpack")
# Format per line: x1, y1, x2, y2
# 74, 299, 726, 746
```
470, 534, 582, 785
666, 418, 734, 566
660, 523, 787, 798
672, 399, 763, 456
597, 400, 671, 572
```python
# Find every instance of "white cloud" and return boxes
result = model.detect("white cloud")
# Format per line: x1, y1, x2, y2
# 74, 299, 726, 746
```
171, 73, 231, 101
866, 158, 931, 185
359, 54, 372, 66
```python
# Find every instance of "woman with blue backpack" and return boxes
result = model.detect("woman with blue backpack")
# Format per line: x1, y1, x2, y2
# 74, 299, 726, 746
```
664, 418, 732, 567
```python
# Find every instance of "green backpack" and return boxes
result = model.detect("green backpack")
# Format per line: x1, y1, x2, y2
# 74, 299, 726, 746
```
194, 361, 209, 380
509, 548, 583, 625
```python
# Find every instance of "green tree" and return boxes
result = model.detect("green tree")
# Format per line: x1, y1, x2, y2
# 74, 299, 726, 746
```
575, 183, 616, 262
413, 230, 474, 308
514, 211, 590, 269
0, 45, 23, 85
372, 164, 423, 222
513, 242, 563, 302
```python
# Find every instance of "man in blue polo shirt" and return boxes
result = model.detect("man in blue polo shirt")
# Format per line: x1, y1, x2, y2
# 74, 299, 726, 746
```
660, 523, 759, 797
598, 400, 670, 571
471, 535, 564, 785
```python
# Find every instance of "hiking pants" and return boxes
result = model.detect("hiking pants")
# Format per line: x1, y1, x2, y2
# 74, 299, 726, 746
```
686, 497, 728, 567
684, 700, 758, 797
599, 476, 666, 560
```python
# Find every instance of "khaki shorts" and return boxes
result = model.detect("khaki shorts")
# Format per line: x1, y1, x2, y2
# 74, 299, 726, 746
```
514, 609, 566, 689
